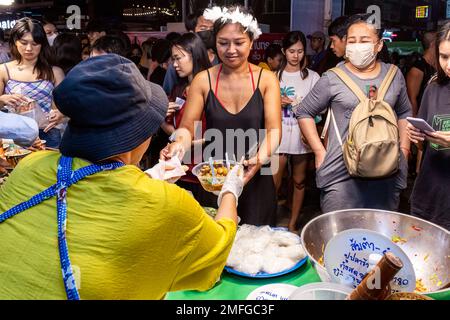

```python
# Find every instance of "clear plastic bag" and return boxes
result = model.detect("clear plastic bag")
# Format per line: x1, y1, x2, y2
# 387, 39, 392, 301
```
8, 87, 49, 128
13, 100, 48, 129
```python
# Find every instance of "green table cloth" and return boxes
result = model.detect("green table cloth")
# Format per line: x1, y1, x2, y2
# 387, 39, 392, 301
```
166, 260, 322, 300
166, 259, 450, 300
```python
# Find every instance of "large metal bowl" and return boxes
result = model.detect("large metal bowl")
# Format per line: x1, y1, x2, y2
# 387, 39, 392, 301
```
300, 209, 450, 296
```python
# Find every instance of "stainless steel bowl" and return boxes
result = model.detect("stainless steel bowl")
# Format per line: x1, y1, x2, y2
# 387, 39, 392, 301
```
300, 209, 450, 295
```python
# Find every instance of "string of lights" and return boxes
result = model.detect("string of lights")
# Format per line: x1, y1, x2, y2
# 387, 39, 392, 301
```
123, 5, 179, 17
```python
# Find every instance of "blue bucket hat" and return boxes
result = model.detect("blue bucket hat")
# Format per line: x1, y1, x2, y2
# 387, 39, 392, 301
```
53, 54, 168, 162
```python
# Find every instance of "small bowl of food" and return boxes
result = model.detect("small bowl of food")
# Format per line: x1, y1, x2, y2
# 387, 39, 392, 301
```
5, 148, 32, 168
192, 160, 239, 195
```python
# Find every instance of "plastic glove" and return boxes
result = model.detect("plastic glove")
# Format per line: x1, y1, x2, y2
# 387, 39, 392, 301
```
217, 164, 244, 208
145, 157, 188, 183
160, 141, 185, 161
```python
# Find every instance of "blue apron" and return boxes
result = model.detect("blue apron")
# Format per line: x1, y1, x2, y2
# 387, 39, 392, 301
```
0, 155, 124, 300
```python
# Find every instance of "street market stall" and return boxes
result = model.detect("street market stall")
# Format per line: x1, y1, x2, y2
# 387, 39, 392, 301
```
167, 208, 450, 301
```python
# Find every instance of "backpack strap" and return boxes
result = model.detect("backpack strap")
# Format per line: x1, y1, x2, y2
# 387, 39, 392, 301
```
320, 108, 343, 146
329, 67, 367, 102
321, 67, 365, 144
330, 108, 343, 146
377, 64, 398, 101
320, 108, 331, 140
427, 73, 438, 85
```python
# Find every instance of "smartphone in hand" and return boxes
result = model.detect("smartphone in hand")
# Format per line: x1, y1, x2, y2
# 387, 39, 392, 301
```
406, 117, 435, 133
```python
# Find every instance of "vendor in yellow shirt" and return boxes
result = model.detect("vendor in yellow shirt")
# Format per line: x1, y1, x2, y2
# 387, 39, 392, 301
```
0, 54, 247, 300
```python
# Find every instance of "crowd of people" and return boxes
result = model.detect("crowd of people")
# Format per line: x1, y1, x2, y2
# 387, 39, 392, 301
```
0, 5, 449, 299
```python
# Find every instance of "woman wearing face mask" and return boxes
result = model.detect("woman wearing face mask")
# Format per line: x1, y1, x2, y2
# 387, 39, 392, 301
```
161, 6, 282, 226
0, 18, 65, 148
295, 13, 412, 213
273, 31, 320, 231
44, 23, 57, 46
407, 22, 450, 230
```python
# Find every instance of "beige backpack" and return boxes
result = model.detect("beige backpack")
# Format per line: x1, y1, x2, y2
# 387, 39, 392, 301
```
327, 65, 400, 178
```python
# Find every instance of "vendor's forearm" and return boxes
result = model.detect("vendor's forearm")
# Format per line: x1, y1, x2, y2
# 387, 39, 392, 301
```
299, 118, 326, 154
215, 193, 238, 224
257, 128, 281, 164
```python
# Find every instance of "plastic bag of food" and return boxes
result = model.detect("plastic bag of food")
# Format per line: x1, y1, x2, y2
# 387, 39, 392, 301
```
145, 157, 187, 183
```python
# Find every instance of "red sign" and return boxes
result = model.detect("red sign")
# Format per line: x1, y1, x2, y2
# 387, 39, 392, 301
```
249, 33, 285, 64
125, 31, 168, 45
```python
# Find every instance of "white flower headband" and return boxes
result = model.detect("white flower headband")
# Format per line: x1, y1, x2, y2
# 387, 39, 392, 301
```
203, 6, 262, 40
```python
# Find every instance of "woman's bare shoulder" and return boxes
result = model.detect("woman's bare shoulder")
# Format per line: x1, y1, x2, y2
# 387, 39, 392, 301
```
192, 67, 218, 89
1, 61, 15, 72
0, 61, 13, 80
52, 66, 65, 77
194, 69, 209, 81
249, 63, 260, 72
52, 65, 64, 73
201, 65, 221, 78
252, 64, 278, 88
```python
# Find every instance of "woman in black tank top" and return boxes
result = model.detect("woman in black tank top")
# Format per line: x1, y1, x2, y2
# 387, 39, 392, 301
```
161, 6, 282, 226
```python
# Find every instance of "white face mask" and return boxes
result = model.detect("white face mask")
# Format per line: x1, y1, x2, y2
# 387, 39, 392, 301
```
345, 43, 377, 69
47, 33, 57, 46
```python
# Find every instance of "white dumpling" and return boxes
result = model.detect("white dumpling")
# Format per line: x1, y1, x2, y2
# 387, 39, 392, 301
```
237, 224, 260, 238
227, 226, 304, 275
233, 225, 248, 242
262, 257, 297, 274
262, 243, 279, 259
257, 225, 274, 235
277, 244, 306, 261
270, 230, 301, 247
248, 233, 272, 254
233, 253, 264, 275
226, 246, 243, 268
236, 239, 252, 252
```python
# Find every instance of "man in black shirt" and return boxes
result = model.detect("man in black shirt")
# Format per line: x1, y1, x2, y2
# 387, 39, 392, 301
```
149, 39, 171, 86
315, 16, 349, 75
